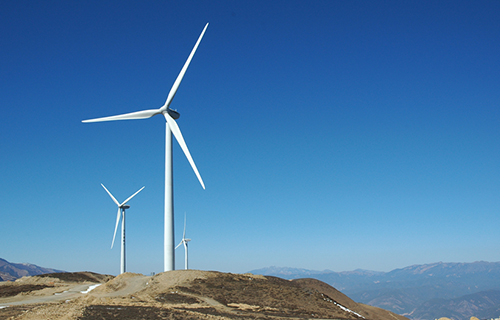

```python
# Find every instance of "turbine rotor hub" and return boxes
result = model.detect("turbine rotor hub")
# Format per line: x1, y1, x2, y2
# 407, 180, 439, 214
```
167, 108, 180, 119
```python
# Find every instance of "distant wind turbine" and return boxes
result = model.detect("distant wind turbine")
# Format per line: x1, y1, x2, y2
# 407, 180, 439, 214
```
175, 213, 191, 270
83, 23, 208, 271
101, 183, 144, 274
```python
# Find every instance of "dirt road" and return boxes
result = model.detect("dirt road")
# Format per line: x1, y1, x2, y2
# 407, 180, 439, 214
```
0, 283, 98, 307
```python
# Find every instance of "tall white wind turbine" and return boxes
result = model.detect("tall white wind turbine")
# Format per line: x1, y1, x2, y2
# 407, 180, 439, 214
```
83, 23, 208, 272
101, 184, 144, 274
175, 213, 191, 270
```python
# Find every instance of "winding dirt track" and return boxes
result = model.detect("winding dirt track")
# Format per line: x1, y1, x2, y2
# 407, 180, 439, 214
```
0, 284, 96, 307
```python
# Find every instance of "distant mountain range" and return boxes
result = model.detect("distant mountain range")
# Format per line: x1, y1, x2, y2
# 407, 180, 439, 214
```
250, 261, 500, 320
0, 258, 64, 281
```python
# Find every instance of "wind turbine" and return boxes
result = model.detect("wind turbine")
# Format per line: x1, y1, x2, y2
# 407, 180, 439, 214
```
101, 183, 144, 274
83, 23, 208, 272
175, 213, 191, 270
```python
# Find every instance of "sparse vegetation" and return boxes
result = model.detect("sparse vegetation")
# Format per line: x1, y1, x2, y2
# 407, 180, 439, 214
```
34, 272, 114, 283
0, 284, 53, 298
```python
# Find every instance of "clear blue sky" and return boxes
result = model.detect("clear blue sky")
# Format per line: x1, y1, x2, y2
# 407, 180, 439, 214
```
1, 1, 499, 276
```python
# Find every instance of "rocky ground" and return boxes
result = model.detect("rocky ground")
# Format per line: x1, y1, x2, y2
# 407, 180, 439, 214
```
0, 270, 409, 320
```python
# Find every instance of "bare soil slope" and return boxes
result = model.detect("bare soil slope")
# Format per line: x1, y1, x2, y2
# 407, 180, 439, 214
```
0, 270, 409, 320
292, 278, 408, 320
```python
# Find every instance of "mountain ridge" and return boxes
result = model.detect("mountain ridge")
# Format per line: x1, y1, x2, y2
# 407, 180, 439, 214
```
0, 258, 64, 281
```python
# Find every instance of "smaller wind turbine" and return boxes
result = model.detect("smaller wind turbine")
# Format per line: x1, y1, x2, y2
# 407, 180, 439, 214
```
101, 183, 144, 274
175, 213, 191, 270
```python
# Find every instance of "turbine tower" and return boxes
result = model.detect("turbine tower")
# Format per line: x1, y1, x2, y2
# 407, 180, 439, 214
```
83, 23, 208, 272
175, 213, 191, 270
101, 183, 144, 274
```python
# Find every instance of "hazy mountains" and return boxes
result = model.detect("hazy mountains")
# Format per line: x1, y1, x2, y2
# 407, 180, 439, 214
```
250, 261, 500, 320
0, 258, 64, 281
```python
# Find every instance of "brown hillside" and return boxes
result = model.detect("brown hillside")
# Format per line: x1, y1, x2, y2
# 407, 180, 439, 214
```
0, 270, 409, 320
293, 278, 409, 320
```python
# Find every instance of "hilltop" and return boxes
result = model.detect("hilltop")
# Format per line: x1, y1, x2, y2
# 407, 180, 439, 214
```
0, 270, 408, 320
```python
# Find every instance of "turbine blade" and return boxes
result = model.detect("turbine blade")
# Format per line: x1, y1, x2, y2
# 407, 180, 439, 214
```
111, 208, 121, 249
121, 186, 145, 206
101, 184, 120, 206
82, 109, 161, 123
162, 23, 209, 110
165, 114, 205, 189
175, 241, 183, 249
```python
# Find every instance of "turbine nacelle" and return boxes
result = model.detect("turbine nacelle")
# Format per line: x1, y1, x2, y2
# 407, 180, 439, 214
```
175, 238, 191, 249
166, 108, 180, 120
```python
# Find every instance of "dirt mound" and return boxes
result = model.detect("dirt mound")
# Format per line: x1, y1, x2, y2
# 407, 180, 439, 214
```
149, 269, 213, 289
90, 272, 143, 295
